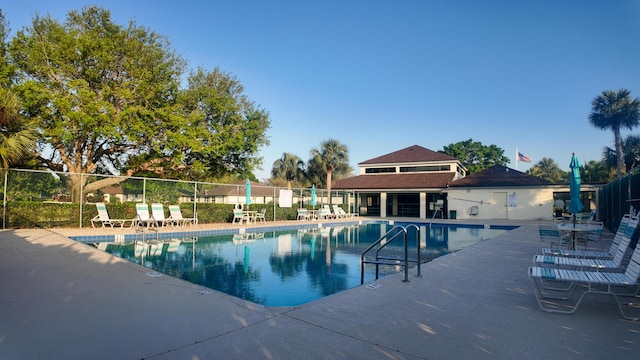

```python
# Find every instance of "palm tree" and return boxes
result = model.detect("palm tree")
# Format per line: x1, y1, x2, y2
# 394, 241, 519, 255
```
588, 89, 640, 177
0, 88, 37, 169
271, 152, 305, 189
526, 157, 565, 183
582, 159, 615, 183
602, 134, 640, 174
305, 154, 325, 188
310, 139, 349, 204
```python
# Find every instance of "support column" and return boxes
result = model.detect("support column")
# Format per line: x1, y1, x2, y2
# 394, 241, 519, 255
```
380, 192, 387, 218
420, 192, 426, 219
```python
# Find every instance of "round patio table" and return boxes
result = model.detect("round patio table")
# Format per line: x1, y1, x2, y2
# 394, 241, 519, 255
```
557, 223, 599, 250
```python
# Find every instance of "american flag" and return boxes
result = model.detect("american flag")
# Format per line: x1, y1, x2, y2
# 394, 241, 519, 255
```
518, 152, 532, 163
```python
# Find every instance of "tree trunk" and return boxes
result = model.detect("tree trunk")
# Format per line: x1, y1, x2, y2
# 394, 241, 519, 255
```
326, 169, 333, 205
614, 126, 625, 177
68, 173, 84, 203
68, 172, 133, 203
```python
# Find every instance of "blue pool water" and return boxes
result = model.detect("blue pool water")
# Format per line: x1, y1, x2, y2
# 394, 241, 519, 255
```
91, 222, 513, 306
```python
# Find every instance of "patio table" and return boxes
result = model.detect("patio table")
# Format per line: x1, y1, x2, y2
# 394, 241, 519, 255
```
243, 210, 257, 223
557, 223, 599, 250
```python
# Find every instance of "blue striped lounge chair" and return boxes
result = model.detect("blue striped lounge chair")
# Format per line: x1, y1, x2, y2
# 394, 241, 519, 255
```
528, 243, 640, 320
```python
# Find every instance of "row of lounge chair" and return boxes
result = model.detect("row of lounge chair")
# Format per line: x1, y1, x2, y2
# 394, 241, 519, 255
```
91, 202, 197, 230
528, 214, 640, 320
297, 205, 359, 220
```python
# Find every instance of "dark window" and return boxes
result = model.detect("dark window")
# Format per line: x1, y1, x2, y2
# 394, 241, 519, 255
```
365, 167, 396, 174
399, 165, 451, 173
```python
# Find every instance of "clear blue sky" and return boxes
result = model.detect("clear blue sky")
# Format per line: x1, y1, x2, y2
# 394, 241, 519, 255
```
4, 1, 640, 180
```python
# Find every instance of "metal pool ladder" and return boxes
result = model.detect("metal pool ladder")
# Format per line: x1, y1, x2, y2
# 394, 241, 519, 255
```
360, 224, 421, 284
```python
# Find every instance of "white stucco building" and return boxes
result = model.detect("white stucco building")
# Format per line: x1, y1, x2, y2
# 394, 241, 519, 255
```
333, 145, 599, 221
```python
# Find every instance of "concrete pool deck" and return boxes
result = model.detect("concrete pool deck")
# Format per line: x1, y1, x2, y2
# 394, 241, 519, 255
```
1, 219, 639, 359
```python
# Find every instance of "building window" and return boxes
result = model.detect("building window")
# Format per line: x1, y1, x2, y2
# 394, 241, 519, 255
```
365, 167, 396, 174
399, 165, 451, 173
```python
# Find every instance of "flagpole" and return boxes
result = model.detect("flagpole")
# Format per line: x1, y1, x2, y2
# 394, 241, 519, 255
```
515, 148, 518, 170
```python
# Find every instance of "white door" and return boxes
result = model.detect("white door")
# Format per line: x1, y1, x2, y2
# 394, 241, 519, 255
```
493, 192, 508, 219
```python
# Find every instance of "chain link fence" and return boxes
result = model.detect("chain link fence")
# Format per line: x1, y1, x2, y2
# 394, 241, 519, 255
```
1, 168, 356, 229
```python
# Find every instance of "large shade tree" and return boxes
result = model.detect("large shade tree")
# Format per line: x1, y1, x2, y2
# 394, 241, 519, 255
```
309, 139, 349, 203
180, 67, 269, 180
7, 6, 269, 200
440, 139, 509, 174
271, 152, 305, 189
588, 89, 640, 178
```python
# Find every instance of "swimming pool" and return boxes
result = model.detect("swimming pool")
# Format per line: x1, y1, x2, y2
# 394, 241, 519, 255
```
88, 222, 514, 306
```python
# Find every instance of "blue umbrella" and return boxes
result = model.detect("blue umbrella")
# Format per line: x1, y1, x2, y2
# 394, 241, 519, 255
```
311, 185, 317, 208
568, 153, 584, 223
245, 179, 251, 208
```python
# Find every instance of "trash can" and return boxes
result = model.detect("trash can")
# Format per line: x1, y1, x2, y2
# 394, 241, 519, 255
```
449, 210, 457, 219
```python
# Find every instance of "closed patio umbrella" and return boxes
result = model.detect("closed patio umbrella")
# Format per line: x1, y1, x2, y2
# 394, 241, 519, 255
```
568, 153, 584, 225
311, 185, 317, 208
245, 179, 251, 208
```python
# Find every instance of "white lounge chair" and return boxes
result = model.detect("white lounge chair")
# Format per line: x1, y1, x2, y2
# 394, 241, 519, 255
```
528, 245, 640, 320
334, 205, 358, 218
541, 215, 632, 259
168, 205, 197, 227
135, 203, 157, 229
532, 228, 634, 272
91, 202, 132, 229
317, 205, 334, 219
151, 203, 172, 228
332, 205, 346, 218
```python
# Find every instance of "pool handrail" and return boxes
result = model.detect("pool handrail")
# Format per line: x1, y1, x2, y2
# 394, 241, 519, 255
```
360, 224, 422, 284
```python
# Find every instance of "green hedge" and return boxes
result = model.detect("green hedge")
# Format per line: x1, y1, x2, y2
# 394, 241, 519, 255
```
4, 202, 304, 228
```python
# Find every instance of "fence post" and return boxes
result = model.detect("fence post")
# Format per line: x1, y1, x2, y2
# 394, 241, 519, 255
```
3, 170, 7, 229
273, 187, 277, 221
79, 173, 84, 228
193, 182, 197, 220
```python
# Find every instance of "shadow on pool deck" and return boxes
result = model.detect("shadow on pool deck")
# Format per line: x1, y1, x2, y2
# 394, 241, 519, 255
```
1, 219, 639, 359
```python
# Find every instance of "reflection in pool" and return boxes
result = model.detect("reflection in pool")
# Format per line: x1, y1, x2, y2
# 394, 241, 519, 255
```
95, 223, 511, 306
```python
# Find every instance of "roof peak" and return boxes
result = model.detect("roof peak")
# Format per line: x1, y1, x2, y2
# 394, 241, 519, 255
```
359, 145, 458, 165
